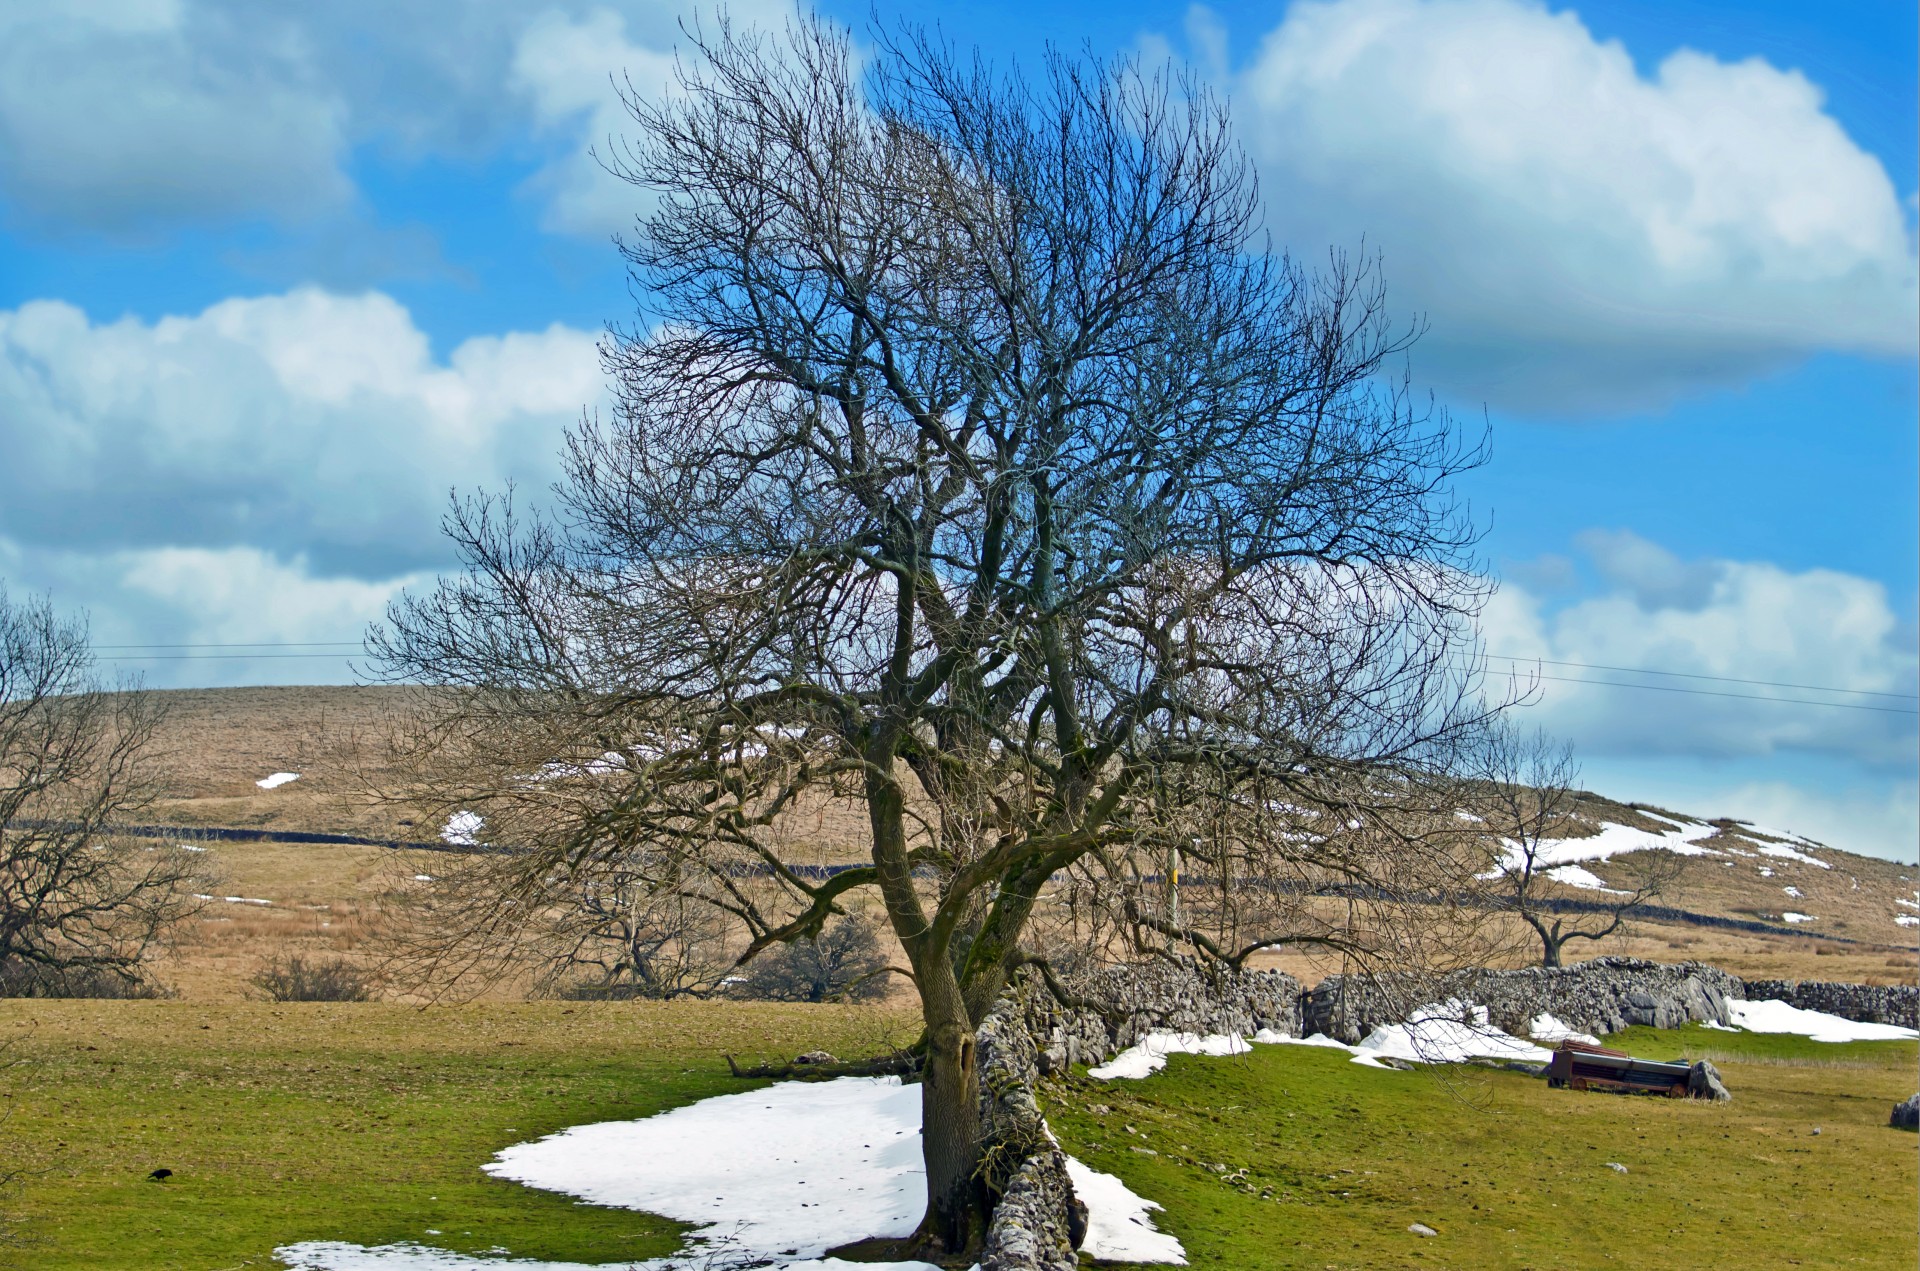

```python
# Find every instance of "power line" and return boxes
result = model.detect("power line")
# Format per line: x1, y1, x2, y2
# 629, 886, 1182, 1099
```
1488, 653, 1917, 702
96, 652, 359, 662
1527, 671, 1916, 715
80, 640, 1920, 714
93, 641, 361, 650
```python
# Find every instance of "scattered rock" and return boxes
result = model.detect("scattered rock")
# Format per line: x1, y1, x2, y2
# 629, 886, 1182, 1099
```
1890, 1094, 1918, 1131
1687, 1060, 1731, 1102
1408, 1223, 1438, 1237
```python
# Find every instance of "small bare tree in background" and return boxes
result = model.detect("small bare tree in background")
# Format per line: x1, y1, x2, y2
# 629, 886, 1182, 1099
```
0, 587, 205, 997
540, 849, 738, 1000
1470, 723, 1681, 967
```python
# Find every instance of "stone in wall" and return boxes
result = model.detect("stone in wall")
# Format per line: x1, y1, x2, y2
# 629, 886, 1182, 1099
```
980, 1147, 1079, 1271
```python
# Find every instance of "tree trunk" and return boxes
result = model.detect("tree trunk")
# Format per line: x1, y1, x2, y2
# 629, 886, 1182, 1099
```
862, 747, 989, 1255
918, 1005, 985, 1253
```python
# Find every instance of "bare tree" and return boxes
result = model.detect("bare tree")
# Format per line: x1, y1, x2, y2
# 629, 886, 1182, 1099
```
540, 850, 739, 1000
371, 20, 1501, 1254
1469, 723, 1681, 967
0, 588, 205, 997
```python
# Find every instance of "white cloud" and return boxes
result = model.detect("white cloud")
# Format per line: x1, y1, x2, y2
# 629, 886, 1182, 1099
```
0, 4, 350, 233
1230, 0, 1918, 412
121, 546, 427, 646
1483, 532, 1918, 860
508, 8, 681, 237
1484, 531, 1918, 767
0, 2, 795, 239
0, 288, 603, 576
0, 536, 424, 687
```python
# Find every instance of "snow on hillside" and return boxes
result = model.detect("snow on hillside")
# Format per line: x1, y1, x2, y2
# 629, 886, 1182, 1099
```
1480, 810, 1845, 892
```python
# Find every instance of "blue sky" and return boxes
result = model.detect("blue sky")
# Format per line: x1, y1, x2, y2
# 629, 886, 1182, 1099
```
1, 0, 1914, 860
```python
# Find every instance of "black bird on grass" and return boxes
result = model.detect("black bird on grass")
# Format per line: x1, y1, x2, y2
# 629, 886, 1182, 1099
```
147, 1168, 172, 1182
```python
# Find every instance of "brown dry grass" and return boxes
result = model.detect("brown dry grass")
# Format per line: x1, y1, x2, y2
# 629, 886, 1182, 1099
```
112, 687, 1920, 1000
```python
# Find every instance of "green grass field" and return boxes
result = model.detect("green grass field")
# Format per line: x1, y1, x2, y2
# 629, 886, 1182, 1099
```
0, 1001, 916, 1270
1045, 1025, 1919, 1270
1, 1002, 1913, 1270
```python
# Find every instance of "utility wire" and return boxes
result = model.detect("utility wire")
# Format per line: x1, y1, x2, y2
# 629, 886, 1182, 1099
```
96, 652, 360, 661
1488, 653, 1918, 702
1525, 671, 1917, 716
83, 641, 1920, 714
93, 641, 360, 650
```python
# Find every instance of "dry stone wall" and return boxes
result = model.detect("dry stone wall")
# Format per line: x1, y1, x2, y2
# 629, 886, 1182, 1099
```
978, 959, 1298, 1270
1012, 959, 1303, 1076
1301, 957, 1743, 1042
1741, 979, 1918, 1029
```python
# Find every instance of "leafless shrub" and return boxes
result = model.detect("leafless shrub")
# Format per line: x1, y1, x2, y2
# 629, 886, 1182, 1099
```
735, 913, 894, 1003
251, 953, 377, 1002
0, 960, 173, 999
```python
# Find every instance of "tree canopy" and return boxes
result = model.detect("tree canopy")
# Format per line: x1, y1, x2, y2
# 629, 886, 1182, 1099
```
373, 18, 1504, 1253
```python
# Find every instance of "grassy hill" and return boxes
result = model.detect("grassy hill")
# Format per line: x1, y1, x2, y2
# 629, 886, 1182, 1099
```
120, 686, 1920, 999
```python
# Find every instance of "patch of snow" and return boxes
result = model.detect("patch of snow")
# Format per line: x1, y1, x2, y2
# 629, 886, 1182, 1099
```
1782, 886, 1802, 898
1545, 865, 1628, 894
1479, 817, 1722, 882
179, 844, 209, 852
484, 1076, 924, 1262
282, 1074, 1173, 1271
440, 811, 483, 847
1065, 1156, 1187, 1264
257, 772, 301, 789
1354, 1001, 1552, 1067
1781, 912, 1816, 924
1726, 999, 1918, 1044
1700, 1021, 1739, 1032
1895, 915, 1919, 928
1757, 867, 1774, 877
1089, 1032, 1251, 1080
1257, 1011, 1555, 1070
1253, 1030, 1353, 1051
1758, 844, 1831, 869
1894, 898, 1919, 911
1453, 809, 1484, 822
413, 874, 433, 882
224, 896, 272, 906
280, 1247, 928, 1271
1528, 1013, 1600, 1046
1728, 820, 1825, 848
